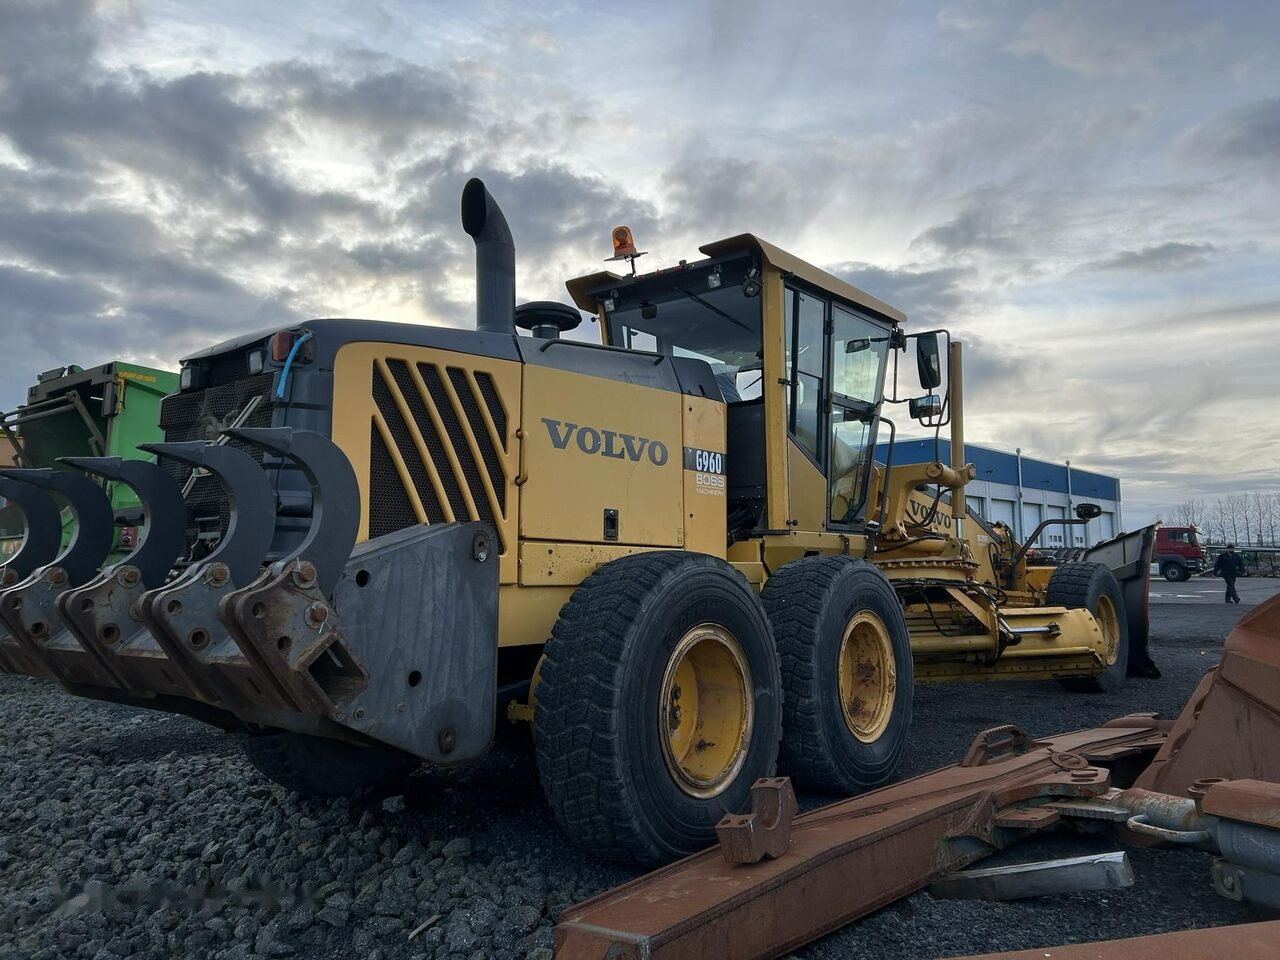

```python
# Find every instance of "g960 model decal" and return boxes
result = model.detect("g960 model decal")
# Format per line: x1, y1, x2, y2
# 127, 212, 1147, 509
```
684, 446, 726, 496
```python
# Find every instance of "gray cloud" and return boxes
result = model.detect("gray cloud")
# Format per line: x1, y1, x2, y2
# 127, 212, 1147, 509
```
1009, 1, 1206, 78
0, 0, 1276, 530
1180, 97, 1280, 168
827, 262, 973, 325
1083, 241, 1218, 273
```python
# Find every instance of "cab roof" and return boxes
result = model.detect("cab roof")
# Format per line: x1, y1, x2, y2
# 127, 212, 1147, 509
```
565, 232, 907, 326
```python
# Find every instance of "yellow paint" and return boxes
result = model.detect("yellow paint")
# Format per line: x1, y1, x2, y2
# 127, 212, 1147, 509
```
330, 341, 521, 583
761, 267, 790, 532
786, 441, 827, 532
496, 583, 574, 647
520, 364, 683, 547
681, 395, 727, 557
518, 541, 663, 586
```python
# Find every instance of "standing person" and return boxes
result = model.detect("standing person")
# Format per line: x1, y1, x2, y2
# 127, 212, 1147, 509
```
1214, 544, 1244, 604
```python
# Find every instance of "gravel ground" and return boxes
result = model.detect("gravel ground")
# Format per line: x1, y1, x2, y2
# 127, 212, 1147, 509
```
1, 585, 1276, 960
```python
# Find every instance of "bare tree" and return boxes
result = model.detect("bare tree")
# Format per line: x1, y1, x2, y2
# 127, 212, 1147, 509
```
1249, 492, 1268, 546
1173, 497, 1208, 529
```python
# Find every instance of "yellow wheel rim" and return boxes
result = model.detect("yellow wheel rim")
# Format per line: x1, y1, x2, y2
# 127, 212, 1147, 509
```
659, 624, 753, 799
1096, 595, 1120, 666
838, 611, 897, 744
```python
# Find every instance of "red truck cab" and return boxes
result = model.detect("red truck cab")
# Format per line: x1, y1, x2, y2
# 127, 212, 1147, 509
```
1156, 526, 1205, 581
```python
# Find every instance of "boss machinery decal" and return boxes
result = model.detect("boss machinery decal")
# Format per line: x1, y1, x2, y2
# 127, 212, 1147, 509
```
684, 446, 726, 497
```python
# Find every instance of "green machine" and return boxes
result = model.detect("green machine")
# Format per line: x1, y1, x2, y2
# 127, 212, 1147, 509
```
0, 362, 178, 560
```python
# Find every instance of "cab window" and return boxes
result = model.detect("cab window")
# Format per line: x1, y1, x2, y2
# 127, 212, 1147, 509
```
831, 305, 889, 403
785, 288, 826, 461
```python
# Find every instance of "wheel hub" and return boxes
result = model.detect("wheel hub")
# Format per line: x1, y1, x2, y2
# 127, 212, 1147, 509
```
659, 624, 753, 798
1096, 595, 1120, 666
838, 611, 896, 743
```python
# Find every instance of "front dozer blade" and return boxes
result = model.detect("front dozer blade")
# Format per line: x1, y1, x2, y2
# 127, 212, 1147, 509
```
1136, 591, 1280, 795
215, 426, 368, 716
0, 467, 118, 685
133, 441, 286, 709
54, 456, 196, 700
0, 474, 62, 676
0, 474, 62, 581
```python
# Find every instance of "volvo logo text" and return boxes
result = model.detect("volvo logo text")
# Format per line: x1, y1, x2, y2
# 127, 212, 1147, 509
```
542, 418, 670, 466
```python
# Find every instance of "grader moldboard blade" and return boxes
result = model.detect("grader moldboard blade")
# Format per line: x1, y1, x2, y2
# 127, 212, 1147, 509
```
557, 592, 1280, 960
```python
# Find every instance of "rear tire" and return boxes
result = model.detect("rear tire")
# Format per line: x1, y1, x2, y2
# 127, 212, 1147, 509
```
1162, 562, 1188, 582
534, 552, 782, 866
1049, 562, 1129, 693
241, 731, 417, 799
762, 556, 913, 794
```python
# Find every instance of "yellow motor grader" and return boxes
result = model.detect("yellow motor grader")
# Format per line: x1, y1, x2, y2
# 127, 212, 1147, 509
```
0, 179, 1152, 865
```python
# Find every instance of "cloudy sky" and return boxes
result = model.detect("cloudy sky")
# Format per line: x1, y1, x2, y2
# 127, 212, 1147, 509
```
1, 0, 1277, 525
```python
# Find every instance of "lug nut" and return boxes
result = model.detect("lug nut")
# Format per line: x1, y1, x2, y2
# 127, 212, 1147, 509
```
305, 603, 329, 628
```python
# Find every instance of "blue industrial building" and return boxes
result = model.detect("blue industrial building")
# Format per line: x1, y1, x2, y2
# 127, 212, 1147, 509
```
874, 438, 1123, 548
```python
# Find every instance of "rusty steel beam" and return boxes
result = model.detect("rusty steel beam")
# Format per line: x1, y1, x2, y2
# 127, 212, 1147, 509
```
948, 919, 1280, 959
1137, 593, 1280, 796
554, 718, 1166, 960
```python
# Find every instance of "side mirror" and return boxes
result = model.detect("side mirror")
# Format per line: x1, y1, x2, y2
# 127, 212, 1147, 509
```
908, 394, 942, 420
916, 332, 942, 390
1075, 503, 1102, 520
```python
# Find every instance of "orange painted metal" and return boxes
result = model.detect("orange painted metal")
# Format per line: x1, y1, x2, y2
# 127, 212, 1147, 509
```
947, 919, 1280, 959
554, 720, 1166, 960
1137, 593, 1280, 797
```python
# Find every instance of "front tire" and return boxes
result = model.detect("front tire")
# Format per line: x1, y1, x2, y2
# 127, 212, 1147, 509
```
534, 552, 782, 866
1049, 562, 1129, 693
1162, 562, 1188, 582
761, 556, 913, 794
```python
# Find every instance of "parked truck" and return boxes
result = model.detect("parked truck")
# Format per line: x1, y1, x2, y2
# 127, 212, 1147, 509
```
1155, 525, 1206, 581
0, 181, 1155, 865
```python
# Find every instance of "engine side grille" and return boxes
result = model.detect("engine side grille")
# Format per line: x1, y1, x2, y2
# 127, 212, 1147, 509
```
447, 367, 506, 514
368, 421, 418, 538
474, 371, 507, 451
368, 359, 510, 552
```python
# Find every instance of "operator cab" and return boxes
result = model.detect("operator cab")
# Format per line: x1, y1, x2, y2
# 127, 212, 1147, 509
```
566, 235, 907, 542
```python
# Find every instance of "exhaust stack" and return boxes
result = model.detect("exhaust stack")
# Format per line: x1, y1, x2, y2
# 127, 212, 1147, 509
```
461, 178, 516, 336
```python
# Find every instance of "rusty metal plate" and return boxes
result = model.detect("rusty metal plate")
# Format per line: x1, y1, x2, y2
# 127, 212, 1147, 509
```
1137, 592, 1280, 797
1202, 778, 1280, 830
555, 720, 1165, 960
947, 919, 1280, 959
